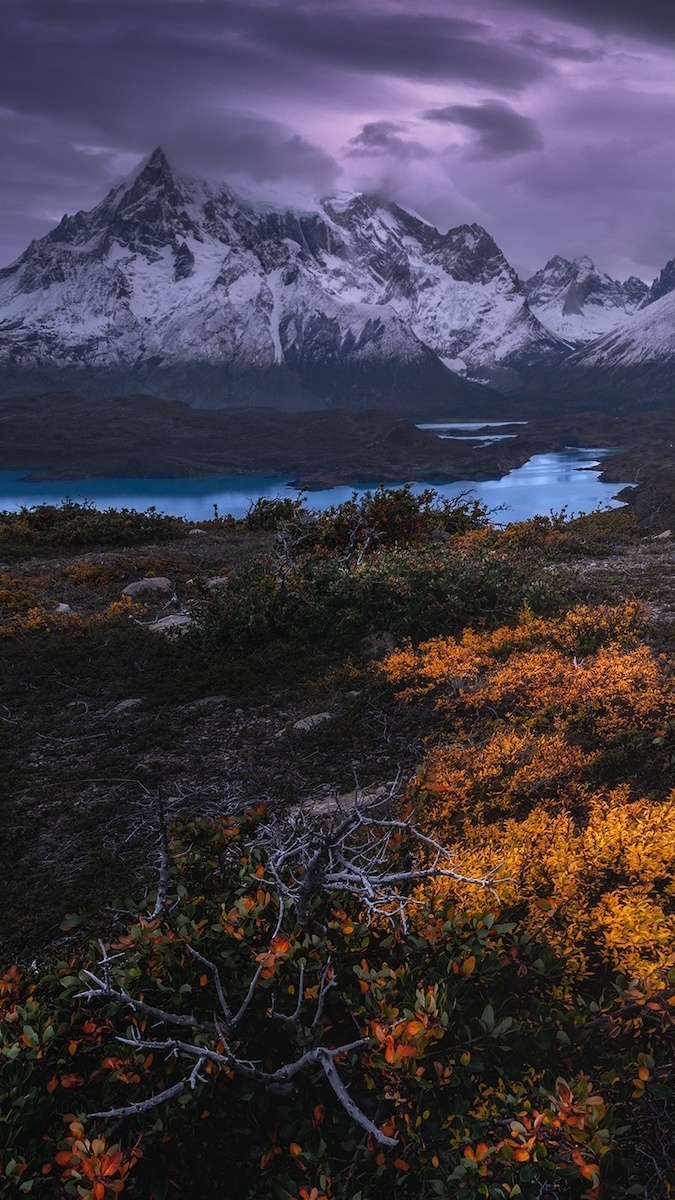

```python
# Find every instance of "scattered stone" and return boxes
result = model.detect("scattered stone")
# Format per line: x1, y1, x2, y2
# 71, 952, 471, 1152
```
189, 528, 207, 536
293, 712, 333, 732
655, 529, 672, 539
359, 631, 395, 659
112, 698, 143, 714
54, 602, 72, 614
122, 576, 172, 597
146, 613, 194, 635
344, 690, 362, 699
183, 695, 230, 710
205, 575, 229, 589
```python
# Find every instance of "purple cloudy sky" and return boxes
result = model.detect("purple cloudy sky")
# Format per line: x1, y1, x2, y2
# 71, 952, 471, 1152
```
3, 0, 675, 279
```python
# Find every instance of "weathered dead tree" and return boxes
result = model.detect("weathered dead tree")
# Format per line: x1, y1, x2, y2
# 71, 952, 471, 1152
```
76, 787, 501, 1147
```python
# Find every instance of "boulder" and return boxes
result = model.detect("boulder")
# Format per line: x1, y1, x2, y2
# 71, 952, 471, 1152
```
293, 712, 332, 732
112, 698, 143, 713
122, 577, 172, 597
205, 575, 229, 589
146, 613, 194, 636
55, 602, 72, 614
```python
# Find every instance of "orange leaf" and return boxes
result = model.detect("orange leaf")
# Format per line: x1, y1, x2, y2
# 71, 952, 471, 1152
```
313, 1104, 326, 1126
462, 955, 476, 976
94, 1184, 106, 1200
55, 1152, 73, 1167
393, 1159, 410, 1171
46, 1076, 58, 1094
60, 1074, 84, 1089
289, 1142, 303, 1157
513, 1147, 530, 1162
101, 1151, 124, 1177
405, 1020, 425, 1036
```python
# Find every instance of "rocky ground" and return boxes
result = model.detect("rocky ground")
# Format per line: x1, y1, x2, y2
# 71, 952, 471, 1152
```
1, 526, 424, 958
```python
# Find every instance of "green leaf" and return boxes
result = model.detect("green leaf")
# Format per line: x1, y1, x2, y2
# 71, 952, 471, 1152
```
480, 1004, 495, 1032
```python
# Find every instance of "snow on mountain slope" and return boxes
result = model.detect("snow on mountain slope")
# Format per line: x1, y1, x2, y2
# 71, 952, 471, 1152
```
523, 255, 648, 343
323, 196, 564, 377
0, 148, 567, 408
573, 286, 675, 369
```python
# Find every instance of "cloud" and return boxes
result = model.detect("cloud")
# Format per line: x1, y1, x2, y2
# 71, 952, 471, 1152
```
347, 121, 431, 162
517, 0, 675, 42
517, 33, 605, 62
164, 113, 339, 189
241, 6, 548, 89
424, 100, 544, 159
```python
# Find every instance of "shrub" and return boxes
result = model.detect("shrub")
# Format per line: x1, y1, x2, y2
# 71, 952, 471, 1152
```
200, 534, 568, 651
245, 494, 308, 530
2, 807, 674, 1198
0, 501, 188, 560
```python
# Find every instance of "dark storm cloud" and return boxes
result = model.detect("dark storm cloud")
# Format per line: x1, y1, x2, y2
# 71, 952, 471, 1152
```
425, 101, 544, 159
518, 0, 675, 41
347, 122, 431, 163
238, 6, 547, 89
0, 0, 548, 116
164, 114, 340, 189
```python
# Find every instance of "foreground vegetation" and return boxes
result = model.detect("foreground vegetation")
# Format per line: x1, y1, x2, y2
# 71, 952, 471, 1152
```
2, 492, 674, 1198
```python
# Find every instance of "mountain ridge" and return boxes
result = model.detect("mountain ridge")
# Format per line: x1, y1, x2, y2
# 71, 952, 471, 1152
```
0, 148, 564, 414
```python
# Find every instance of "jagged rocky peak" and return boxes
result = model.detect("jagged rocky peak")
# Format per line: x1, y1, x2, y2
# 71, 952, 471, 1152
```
523, 253, 650, 342
525, 254, 647, 309
642, 257, 675, 308
435, 223, 518, 288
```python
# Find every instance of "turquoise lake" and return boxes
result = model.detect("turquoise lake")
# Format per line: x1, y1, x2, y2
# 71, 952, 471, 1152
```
0, 446, 631, 525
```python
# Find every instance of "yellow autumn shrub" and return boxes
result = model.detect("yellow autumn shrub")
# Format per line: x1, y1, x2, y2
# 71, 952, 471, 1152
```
383, 602, 675, 983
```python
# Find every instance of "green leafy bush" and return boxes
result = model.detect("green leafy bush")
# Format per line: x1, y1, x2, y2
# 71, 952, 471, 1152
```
0, 501, 188, 560
201, 537, 568, 650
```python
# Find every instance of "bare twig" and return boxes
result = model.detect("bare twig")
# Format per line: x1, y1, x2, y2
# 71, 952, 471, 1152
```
149, 789, 171, 921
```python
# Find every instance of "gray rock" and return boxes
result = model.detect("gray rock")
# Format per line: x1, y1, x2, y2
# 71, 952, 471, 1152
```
122, 576, 172, 597
359, 631, 395, 659
205, 575, 229, 589
146, 613, 194, 635
112, 698, 143, 713
293, 711, 332, 732
655, 529, 672, 539
55, 602, 72, 614
189, 528, 207, 536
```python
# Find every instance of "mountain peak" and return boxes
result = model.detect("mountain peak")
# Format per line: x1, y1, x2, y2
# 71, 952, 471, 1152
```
573, 254, 596, 274
128, 145, 177, 191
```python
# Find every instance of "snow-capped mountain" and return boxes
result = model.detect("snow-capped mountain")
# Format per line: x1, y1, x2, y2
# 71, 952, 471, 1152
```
523, 255, 648, 344
0, 148, 566, 411
521, 268, 675, 412
573, 286, 675, 370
